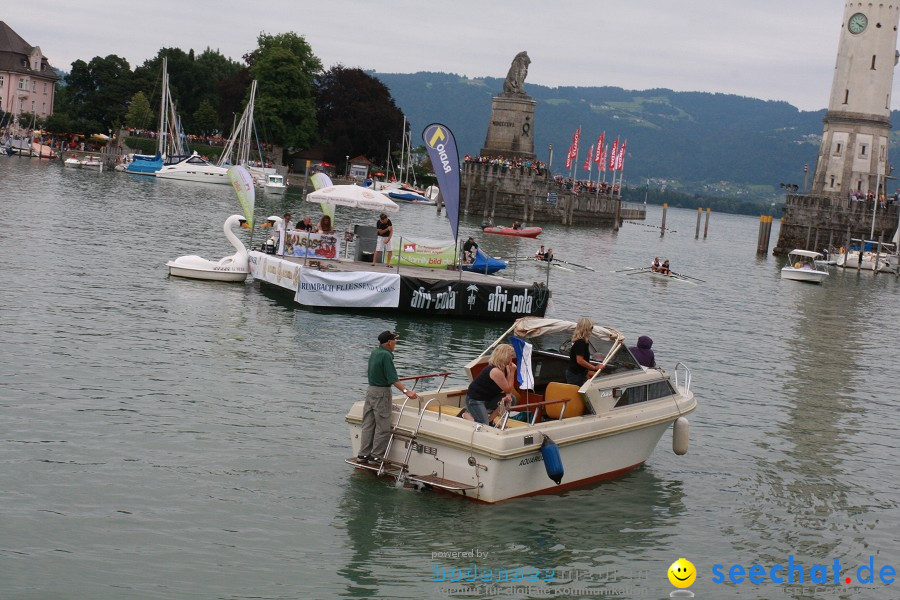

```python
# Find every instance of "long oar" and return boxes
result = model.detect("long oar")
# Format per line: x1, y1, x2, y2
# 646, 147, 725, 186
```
614, 266, 649, 273
671, 270, 705, 283
552, 259, 595, 271
626, 268, 653, 275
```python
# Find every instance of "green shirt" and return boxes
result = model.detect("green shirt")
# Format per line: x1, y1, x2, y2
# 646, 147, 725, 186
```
368, 345, 399, 386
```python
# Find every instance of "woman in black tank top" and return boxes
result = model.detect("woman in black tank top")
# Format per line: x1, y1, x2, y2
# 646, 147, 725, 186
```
465, 344, 517, 424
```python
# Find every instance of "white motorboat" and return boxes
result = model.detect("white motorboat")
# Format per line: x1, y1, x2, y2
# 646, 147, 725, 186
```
345, 317, 696, 503
80, 155, 102, 170
781, 249, 829, 283
63, 155, 81, 168
166, 214, 250, 281
263, 173, 287, 194
155, 152, 231, 185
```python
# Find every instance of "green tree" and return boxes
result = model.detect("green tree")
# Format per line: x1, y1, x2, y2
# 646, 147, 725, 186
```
247, 32, 321, 149
193, 99, 218, 134
61, 55, 133, 129
125, 91, 154, 130
313, 65, 404, 167
43, 111, 73, 134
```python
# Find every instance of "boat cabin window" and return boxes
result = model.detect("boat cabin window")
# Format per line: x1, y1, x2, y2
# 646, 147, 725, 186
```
614, 380, 676, 408
187, 156, 207, 165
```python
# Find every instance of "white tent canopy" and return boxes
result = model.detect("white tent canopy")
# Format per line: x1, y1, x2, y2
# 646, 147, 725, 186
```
306, 185, 399, 213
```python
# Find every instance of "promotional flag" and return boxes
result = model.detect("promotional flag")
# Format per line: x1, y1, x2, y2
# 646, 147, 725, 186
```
422, 123, 461, 242
593, 133, 605, 163
583, 145, 593, 171
510, 337, 535, 390
227, 165, 255, 229
616, 140, 627, 170
598, 145, 607, 172
570, 127, 581, 158
311, 172, 335, 220
609, 137, 619, 171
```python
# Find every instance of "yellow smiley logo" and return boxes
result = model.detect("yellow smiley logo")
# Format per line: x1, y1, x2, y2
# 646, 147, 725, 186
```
668, 558, 696, 588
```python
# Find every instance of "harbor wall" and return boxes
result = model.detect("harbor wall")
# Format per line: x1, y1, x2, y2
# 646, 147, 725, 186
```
460, 163, 645, 225
774, 193, 900, 254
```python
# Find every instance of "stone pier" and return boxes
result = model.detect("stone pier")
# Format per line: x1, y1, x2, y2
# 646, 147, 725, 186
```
773, 193, 899, 254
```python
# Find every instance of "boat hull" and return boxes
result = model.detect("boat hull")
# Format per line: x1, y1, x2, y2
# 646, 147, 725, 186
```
781, 268, 828, 283
166, 262, 248, 282
483, 226, 542, 238
347, 392, 693, 503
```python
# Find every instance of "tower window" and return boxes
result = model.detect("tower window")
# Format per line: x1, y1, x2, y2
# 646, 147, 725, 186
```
835, 143, 842, 155
843, 89, 849, 104
830, 176, 835, 188
857, 180, 863, 191
860, 145, 867, 157
872, 55, 877, 69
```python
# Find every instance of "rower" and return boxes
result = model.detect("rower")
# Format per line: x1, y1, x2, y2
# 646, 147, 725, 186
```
512, 220, 522, 230
544, 248, 554, 262
660, 259, 671, 275
651, 257, 661, 272
535, 245, 546, 260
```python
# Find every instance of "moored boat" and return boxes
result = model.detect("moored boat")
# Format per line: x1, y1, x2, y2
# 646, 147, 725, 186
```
461, 249, 507, 274
483, 225, 542, 238
781, 249, 829, 283
345, 317, 696, 503
263, 173, 287, 194
155, 152, 231, 185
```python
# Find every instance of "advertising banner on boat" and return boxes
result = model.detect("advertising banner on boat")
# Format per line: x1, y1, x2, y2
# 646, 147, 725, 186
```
296, 270, 401, 308
388, 237, 456, 268
422, 123, 460, 242
400, 278, 550, 318
284, 231, 341, 260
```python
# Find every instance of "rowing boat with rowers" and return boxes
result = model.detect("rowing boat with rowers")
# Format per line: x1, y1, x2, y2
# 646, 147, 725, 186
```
483, 225, 543, 238
616, 266, 702, 284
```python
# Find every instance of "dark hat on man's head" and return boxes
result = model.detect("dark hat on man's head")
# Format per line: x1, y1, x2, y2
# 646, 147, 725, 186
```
378, 330, 400, 344
379, 213, 387, 219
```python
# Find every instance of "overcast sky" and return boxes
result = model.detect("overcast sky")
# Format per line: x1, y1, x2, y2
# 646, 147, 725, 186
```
4, 1, 884, 111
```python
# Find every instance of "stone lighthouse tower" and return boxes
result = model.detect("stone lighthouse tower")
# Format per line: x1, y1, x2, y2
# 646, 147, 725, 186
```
810, 3, 900, 197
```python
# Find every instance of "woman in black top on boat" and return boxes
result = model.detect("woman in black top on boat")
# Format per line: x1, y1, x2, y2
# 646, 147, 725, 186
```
566, 317, 602, 386
465, 344, 517, 424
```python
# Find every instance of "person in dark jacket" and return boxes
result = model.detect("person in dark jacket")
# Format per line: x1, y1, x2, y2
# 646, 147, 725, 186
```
629, 336, 656, 368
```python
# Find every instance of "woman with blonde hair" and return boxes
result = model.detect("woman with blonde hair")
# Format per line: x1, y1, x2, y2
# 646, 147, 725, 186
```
317, 215, 335, 234
566, 317, 601, 385
465, 344, 517, 424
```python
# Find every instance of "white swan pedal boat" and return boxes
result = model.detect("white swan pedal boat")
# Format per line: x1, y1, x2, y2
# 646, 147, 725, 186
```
166, 214, 250, 282
346, 317, 696, 503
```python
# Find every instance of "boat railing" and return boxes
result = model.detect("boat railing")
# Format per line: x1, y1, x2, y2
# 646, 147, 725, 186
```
674, 362, 692, 394
497, 397, 572, 429
398, 371, 453, 392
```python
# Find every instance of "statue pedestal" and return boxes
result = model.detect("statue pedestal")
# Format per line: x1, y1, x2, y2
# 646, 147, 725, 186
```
480, 93, 536, 159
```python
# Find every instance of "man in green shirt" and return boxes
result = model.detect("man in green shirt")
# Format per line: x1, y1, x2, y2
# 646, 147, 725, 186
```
358, 331, 418, 463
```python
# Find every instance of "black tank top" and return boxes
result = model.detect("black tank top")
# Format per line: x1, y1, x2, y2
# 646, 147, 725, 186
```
467, 365, 503, 407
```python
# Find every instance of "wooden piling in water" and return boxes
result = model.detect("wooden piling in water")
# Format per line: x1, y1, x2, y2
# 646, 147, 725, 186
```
703, 208, 711, 239
660, 203, 668, 237
695, 208, 702, 239
757, 216, 766, 254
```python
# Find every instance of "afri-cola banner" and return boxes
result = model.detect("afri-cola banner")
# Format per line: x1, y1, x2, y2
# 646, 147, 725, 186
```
400, 278, 550, 317
388, 237, 456, 268
422, 123, 460, 242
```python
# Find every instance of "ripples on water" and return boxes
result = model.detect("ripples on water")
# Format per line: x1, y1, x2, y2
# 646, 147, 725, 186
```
1, 158, 899, 598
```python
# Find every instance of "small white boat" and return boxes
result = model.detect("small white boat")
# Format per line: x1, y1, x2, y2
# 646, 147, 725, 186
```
80, 155, 102, 170
345, 317, 696, 503
263, 173, 287, 194
155, 152, 231, 185
781, 249, 829, 283
835, 241, 898, 273
166, 214, 250, 282
63, 155, 82, 168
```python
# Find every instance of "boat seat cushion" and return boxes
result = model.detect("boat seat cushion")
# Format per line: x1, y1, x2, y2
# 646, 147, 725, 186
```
424, 403, 464, 417
543, 382, 586, 419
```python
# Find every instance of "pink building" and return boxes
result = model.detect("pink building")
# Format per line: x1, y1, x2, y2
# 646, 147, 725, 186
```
0, 21, 59, 121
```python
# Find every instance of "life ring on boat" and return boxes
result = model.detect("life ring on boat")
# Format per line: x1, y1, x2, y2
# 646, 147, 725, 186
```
794, 261, 802, 269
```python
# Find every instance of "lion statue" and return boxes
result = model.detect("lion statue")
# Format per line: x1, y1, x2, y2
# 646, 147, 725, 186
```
502, 51, 531, 94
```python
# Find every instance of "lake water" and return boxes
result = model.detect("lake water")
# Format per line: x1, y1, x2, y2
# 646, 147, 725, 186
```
2, 156, 899, 599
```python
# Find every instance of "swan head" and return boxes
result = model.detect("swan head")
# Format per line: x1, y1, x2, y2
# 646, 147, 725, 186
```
224, 214, 249, 229
260, 215, 283, 229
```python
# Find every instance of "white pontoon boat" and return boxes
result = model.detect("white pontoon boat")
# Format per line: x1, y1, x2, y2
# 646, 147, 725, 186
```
346, 317, 696, 503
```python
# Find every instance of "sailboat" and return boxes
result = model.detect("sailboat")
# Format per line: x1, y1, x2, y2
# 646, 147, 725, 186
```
126, 57, 189, 175
216, 80, 274, 186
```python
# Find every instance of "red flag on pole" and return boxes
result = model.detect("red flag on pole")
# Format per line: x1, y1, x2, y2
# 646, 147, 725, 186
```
616, 139, 627, 171
565, 127, 580, 169
609, 137, 619, 171
598, 145, 607, 172
593, 133, 605, 163
583, 145, 593, 171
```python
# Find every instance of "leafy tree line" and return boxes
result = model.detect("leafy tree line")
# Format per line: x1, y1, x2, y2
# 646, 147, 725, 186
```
40, 32, 405, 168
620, 183, 783, 217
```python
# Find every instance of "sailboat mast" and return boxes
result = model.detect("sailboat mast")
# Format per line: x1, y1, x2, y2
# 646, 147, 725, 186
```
158, 57, 167, 156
